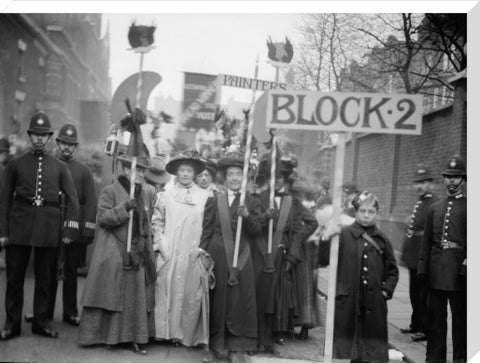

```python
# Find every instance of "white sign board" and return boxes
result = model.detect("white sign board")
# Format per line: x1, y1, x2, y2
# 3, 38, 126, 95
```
265, 90, 423, 135
217, 73, 293, 92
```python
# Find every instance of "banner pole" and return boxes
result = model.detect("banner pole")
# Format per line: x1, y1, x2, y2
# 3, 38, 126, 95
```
127, 51, 145, 255
324, 132, 346, 363
267, 65, 280, 256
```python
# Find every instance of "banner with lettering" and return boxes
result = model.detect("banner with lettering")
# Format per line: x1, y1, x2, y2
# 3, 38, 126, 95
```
182, 72, 218, 130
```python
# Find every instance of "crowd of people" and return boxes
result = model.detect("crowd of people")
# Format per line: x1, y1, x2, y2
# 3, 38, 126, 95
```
0, 110, 467, 363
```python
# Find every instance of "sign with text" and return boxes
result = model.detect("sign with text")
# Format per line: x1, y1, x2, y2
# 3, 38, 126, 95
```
182, 72, 218, 130
265, 90, 423, 135
218, 73, 292, 91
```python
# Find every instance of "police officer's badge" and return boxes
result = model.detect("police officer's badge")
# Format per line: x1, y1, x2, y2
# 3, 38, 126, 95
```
66, 128, 73, 136
37, 118, 45, 126
450, 159, 457, 168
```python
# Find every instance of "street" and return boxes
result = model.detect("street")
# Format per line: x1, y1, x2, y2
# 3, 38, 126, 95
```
0, 256, 450, 363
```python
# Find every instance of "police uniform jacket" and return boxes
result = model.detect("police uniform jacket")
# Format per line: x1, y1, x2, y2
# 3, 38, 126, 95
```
401, 193, 437, 269
417, 194, 466, 291
0, 151, 79, 247
59, 156, 97, 241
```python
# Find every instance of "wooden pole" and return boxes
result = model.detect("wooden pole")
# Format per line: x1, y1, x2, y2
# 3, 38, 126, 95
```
267, 65, 280, 255
267, 137, 276, 254
126, 51, 145, 254
324, 132, 346, 363
232, 57, 259, 268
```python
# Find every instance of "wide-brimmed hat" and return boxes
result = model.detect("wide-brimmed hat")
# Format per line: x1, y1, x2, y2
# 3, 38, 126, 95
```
27, 111, 54, 134
0, 138, 10, 152
257, 154, 296, 180
342, 182, 359, 195
198, 157, 218, 180
56, 123, 79, 144
441, 155, 466, 177
145, 155, 170, 184
166, 151, 205, 175
117, 154, 151, 169
217, 151, 244, 171
412, 164, 433, 182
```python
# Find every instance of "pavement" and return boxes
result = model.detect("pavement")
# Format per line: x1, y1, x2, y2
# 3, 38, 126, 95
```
0, 249, 451, 363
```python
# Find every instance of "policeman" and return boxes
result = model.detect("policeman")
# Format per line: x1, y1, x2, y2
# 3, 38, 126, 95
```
0, 111, 79, 340
25, 123, 97, 326
418, 155, 466, 363
400, 165, 437, 342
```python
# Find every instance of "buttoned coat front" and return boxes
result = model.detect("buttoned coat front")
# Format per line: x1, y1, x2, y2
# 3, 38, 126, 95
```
401, 193, 437, 269
318, 222, 399, 363
417, 195, 466, 291
0, 151, 79, 246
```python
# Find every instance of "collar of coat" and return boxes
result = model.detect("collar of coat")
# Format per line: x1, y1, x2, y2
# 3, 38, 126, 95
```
350, 221, 386, 240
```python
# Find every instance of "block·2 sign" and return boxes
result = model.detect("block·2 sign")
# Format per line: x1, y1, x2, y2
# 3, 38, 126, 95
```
265, 90, 423, 135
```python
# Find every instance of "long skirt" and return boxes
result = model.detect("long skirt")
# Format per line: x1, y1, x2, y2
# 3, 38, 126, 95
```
293, 241, 321, 328
78, 267, 155, 345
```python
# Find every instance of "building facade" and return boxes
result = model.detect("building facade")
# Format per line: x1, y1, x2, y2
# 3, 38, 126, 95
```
0, 14, 110, 147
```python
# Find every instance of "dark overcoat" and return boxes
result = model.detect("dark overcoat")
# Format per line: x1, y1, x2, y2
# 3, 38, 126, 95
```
199, 192, 263, 347
252, 192, 317, 318
81, 179, 156, 312
61, 157, 97, 241
319, 222, 399, 363
0, 151, 79, 246
401, 193, 437, 269
417, 194, 466, 291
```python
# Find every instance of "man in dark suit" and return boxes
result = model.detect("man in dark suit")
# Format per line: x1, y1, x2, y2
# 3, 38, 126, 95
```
400, 165, 437, 342
418, 155, 466, 363
0, 111, 79, 340
25, 123, 97, 326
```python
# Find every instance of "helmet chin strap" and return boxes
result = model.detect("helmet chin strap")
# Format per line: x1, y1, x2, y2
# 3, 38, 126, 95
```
31, 143, 47, 153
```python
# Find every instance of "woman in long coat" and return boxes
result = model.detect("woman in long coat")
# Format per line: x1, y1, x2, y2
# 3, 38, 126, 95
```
318, 191, 399, 363
151, 152, 210, 344
199, 152, 264, 362
78, 155, 157, 355
253, 159, 318, 348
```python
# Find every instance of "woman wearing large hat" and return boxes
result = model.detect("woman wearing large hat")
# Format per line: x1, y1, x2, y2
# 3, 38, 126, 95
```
252, 154, 318, 348
151, 151, 211, 345
199, 151, 264, 362
79, 152, 156, 355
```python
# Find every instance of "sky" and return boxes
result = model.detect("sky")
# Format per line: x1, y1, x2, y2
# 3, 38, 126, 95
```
104, 13, 302, 109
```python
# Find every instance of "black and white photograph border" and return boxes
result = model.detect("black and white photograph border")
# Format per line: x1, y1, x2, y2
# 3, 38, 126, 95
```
0, 1, 478, 362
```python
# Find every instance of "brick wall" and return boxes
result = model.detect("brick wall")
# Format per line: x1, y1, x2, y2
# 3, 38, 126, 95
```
318, 78, 466, 252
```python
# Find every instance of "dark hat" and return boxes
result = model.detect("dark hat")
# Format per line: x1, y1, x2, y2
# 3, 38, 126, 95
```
56, 123, 79, 144
0, 137, 10, 152
257, 154, 296, 179
145, 155, 170, 185
217, 151, 244, 171
412, 164, 433, 182
27, 111, 54, 134
442, 155, 466, 177
200, 157, 218, 175
342, 182, 359, 195
278, 157, 296, 178
117, 154, 151, 170
166, 151, 205, 175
